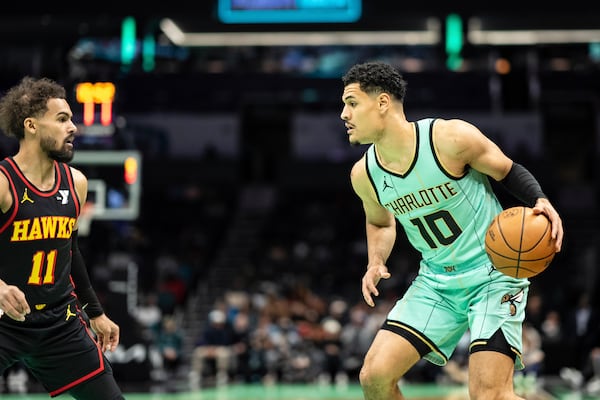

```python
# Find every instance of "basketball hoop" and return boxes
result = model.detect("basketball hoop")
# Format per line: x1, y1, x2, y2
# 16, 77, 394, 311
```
78, 201, 95, 236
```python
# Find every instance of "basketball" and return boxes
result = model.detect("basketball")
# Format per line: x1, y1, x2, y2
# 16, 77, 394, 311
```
485, 206, 556, 278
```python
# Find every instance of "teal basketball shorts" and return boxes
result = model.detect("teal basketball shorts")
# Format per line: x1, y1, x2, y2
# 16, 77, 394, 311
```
383, 262, 530, 370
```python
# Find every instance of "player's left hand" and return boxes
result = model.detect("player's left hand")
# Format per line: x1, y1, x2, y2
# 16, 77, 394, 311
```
362, 264, 391, 307
532, 197, 563, 252
90, 314, 120, 352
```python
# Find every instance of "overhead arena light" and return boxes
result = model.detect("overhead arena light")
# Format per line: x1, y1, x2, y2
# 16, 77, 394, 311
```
158, 17, 441, 47
468, 17, 600, 45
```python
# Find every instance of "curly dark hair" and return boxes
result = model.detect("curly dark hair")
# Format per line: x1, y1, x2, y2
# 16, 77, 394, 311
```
0, 76, 67, 140
342, 61, 407, 102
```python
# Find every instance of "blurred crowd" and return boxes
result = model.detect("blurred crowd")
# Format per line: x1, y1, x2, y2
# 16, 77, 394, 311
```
105, 179, 600, 397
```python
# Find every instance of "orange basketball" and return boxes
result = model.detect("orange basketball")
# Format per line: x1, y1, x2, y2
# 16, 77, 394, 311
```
485, 206, 556, 278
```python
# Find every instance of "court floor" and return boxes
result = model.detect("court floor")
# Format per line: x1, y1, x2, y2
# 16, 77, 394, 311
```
0, 381, 597, 400
1, 383, 468, 400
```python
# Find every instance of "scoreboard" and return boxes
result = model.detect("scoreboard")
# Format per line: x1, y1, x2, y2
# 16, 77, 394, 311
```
218, 0, 362, 23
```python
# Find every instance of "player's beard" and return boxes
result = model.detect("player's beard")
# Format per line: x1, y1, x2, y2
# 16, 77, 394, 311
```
41, 136, 74, 163
348, 132, 361, 146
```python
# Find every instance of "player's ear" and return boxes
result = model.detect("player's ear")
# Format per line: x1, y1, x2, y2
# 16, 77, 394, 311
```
377, 93, 391, 113
24, 117, 36, 134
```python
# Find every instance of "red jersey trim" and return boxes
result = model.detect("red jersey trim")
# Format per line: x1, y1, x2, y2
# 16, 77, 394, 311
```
48, 317, 105, 397
5, 158, 62, 197
62, 163, 80, 217
0, 165, 20, 234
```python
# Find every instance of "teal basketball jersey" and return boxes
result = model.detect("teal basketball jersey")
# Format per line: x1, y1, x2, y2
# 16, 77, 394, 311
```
365, 118, 503, 272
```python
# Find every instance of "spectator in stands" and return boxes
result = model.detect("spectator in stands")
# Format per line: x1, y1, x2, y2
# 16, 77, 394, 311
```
318, 316, 344, 385
521, 321, 545, 376
229, 307, 253, 383
190, 309, 236, 388
585, 346, 600, 395
559, 292, 600, 390
132, 293, 163, 341
156, 315, 184, 380
339, 305, 375, 381
561, 293, 600, 382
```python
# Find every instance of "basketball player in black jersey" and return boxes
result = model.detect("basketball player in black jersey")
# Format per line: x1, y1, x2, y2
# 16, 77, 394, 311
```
0, 77, 124, 399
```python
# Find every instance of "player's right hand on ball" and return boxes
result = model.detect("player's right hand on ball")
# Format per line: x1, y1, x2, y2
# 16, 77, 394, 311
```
362, 265, 391, 307
0, 283, 31, 321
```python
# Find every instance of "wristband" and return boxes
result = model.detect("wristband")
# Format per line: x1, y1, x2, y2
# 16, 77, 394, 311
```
500, 162, 546, 207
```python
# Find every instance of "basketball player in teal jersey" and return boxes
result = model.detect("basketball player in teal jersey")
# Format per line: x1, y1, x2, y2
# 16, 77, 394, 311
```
0, 77, 124, 399
341, 61, 563, 399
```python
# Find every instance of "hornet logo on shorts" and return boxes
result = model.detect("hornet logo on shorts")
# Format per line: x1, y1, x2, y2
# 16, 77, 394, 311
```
501, 289, 524, 316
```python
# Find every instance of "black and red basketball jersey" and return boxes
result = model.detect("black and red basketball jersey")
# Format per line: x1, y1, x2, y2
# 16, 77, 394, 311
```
0, 157, 81, 316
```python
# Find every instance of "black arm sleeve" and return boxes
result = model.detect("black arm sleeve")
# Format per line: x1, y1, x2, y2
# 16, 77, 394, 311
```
71, 230, 104, 318
499, 162, 547, 207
